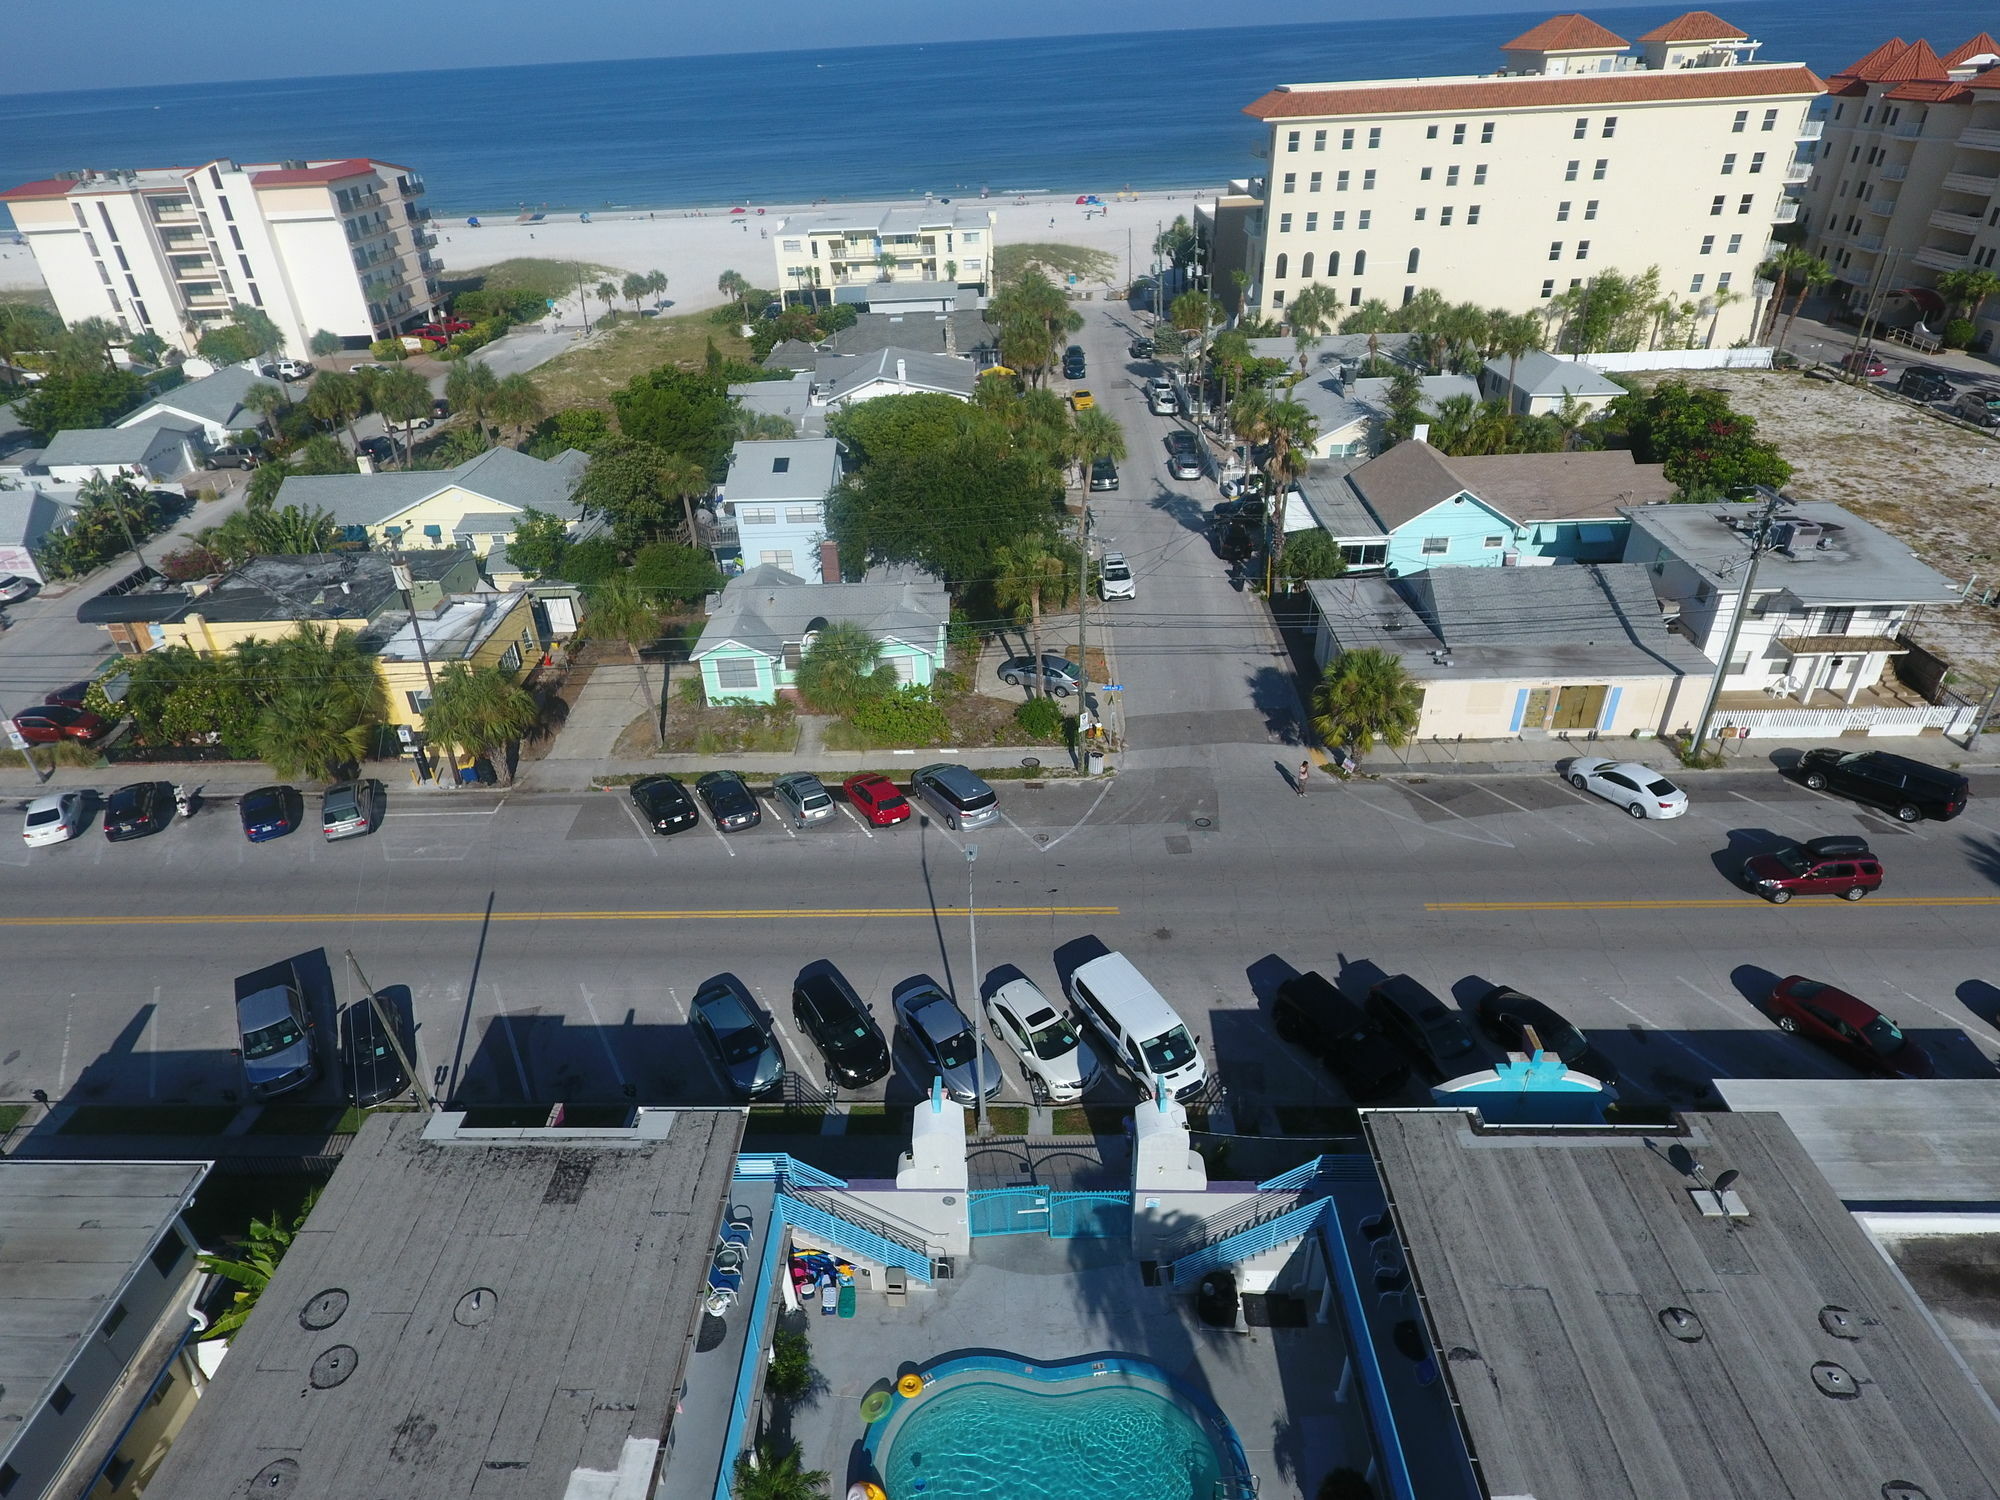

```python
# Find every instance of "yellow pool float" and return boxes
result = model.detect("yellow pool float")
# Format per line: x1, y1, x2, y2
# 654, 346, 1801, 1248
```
896, 1373, 925, 1399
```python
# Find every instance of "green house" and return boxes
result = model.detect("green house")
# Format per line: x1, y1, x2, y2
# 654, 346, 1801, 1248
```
691, 564, 950, 704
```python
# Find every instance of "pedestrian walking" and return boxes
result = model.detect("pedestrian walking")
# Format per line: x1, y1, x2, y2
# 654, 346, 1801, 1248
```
1296, 759, 1310, 796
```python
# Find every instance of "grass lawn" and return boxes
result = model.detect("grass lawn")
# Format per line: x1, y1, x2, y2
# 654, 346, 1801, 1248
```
984, 1105, 1031, 1135
60, 1105, 241, 1136
996, 243, 1118, 287
532, 309, 755, 410
0, 1104, 27, 1134
446, 257, 618, 303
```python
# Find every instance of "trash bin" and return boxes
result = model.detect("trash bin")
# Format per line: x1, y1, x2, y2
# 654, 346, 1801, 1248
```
1086, 749, 1106, 776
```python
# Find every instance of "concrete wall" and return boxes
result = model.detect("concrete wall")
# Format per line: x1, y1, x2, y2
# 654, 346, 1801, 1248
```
1414, 672, 1688, 739
1580, 346, 1774, 372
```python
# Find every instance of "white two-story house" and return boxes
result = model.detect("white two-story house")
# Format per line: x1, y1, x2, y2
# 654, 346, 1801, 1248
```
720, 437, 841, 580
1621, 499, 1961, 730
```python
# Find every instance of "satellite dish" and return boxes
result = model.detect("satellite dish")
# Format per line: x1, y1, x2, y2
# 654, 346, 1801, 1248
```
1713, 1169, 1740, 1196
1666, 1144, 1697, 1178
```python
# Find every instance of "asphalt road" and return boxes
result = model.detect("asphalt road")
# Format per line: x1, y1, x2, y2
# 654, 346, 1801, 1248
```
5, 759, 1998, 1120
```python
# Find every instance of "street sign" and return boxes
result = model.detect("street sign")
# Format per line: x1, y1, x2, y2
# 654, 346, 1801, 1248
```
3, 721, 27, 753
1100, 684, 1124, 692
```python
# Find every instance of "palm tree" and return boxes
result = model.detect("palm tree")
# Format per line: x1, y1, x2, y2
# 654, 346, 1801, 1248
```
794, 620, 888, 713
197, 1191, 320, 1342
717, 269, 751, 311
1311, 648, 1423, 769
239, 379, 287, 436
1069, 407, 1126, 488
373, 365, 432, 463
1936, 266, 2000, 325
1426, 393, 1481, 455
595, 281, 619, 321
1339, 298, 1395, 371
304, 369, 366, 450
876, 252, 898, 282
1703, 286, 1743, 348
1286, 283, 1340, 376
1758, 245, 1821, 343
733, 1442, 828, 1500
444, 360, 500, 443
1493, 312, 1544, 412
586, 572, 664, 741
423, 662, 541, 783
1227, 387, 1274, 490
1779, 256, 1836, 352
488, 371, 545, 447
992, 533, 1078, 699
622, 272, 650, 312
1260, 398, 1318, 590
250, 624, 386, 778
645, 270, 669, 304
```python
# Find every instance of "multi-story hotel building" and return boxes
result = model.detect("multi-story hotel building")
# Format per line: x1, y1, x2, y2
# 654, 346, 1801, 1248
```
1218, 12, 1823, 347
1, 156, 441, 355
1799, 33, 2000, 341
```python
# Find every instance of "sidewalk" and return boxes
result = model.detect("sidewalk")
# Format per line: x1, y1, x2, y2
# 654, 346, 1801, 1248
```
1351, 732, 1999, 781
517, 745, 1081, 791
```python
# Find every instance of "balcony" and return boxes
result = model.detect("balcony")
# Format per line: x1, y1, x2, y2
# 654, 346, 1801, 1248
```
1854, 231, 1884, 251
1958, 127, 2000, 151
1772, 198, 1800, 224
1889, 122, 1923, 140
412, 229, 437, 250
1916, 245, 1971, 272
1931, 208, 1985, 235
400, 175, 425, 198
1796, 118, 1824, 141
1866, 198, 1897, 216
1784, 162, 1812, 184
1878, 163, 1907, 182
147, 202, 197, 224
1945, 171, 2000, 197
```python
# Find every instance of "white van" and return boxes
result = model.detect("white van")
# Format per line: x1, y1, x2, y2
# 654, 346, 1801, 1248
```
1066, 951, 1208, 1101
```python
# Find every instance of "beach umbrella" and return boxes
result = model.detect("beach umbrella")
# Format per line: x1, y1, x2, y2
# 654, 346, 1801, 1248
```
730, 207, 747, 215
1075, 196, 1087, 204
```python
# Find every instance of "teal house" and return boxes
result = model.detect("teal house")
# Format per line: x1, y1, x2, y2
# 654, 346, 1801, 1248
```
1294, 440, 1674, 576
691, 563, 950, 705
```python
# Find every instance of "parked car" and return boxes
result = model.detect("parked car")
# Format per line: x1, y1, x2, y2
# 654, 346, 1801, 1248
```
790, 961, 890, 1089
984, 976, 1099, 1102
204, 444, 260, 470
41, 680, 92, 709
911, 762, 1000, 831
1099, 551, 1136, 600
235, 983, 317, 1099
1069, 388, 1095, 411
1089, 457, 1119, 491
1742, 834, 1883, 903
998, 654, 1082, 697
1474, 985, 1618, 1085
104, 780, 174, 841
1068, 951, 1209, 1101
0, 573, 39, 603
1795, 747, 1967, 823
1128, 337, 1155, 359
843, 772, 911, 827
691, 976, 784, 1099
260, 358, 313, 381
1953, 387, 2000, 427
1062, 346, 1087, 379
893, 978, 1002, 1104
695, 770, 762, 831
1838, 351, 1888, 378
630, 774, 699, 835
238, 784, 302, 842
431, 397, 451, 419
1272, 970, 1409, 1100
1767, 976, 1934, 1079
1212, 520, 1258, 562
321, 779, 379, 841
1896, 367, 1956, 403
773, 771, 837, 828
340, 998, 411, 1107
1365, 974, 1477, 1078
1165, 432, 1204, 479
1566, 758, 1688, 820
23, 790, 90, 848
357, 435, 395, 462
12, 705, 106, 744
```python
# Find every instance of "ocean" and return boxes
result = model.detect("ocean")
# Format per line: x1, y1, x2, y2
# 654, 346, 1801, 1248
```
0, 0, 1991, 223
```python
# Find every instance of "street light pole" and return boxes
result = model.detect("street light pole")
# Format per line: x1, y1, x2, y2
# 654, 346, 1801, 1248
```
965, 843, 987, 1138
1689, 488, 1785, 752
389, 548, 459, 786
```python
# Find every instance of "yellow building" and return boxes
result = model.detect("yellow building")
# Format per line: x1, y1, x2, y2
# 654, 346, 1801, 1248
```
277, 445, 593, 559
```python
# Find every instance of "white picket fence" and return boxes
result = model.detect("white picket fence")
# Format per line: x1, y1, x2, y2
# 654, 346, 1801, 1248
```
1710, 703, 1976, 740
1580, 347, 1775, 373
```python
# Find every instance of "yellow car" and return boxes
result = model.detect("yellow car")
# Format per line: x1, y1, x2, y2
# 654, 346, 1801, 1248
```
1069, 389, 1095, 411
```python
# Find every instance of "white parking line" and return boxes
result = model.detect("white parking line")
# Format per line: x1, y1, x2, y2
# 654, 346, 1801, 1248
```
1784, 784, 1930, 841
774, 811, 799, 841
1335, 780, 1515, 847
1882, 981, 2000, 1053
1675, 975, 1754, 1023
618, 796, 660, 856
485, 984, 533, 1097
924, 819, 967, 855
575, 982, 629, 1090
705, 819, 738, 857
387, 799, 508, 817
1602, 993, 1736, 1079
840, 805, 877, 839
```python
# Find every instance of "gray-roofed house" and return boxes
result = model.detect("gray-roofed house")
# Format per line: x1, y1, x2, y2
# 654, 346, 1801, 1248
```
729, 370, 825, 435
692, 563, 949, 704
277, 444, 592, 559
720, 437, 841, 580
0, 483, 79, 585
1480, 348, 1625, 416
114, 362, 268, 444
1295, 438, 1674, 575
811, 347, 978, 408
1306, 561, 1713, 739
1289, 371, 1479, 458
36, 420, 204, 484
0, 1160, 210, 1500
1245, 332, 1421, 373
1621, 498, 1963, 728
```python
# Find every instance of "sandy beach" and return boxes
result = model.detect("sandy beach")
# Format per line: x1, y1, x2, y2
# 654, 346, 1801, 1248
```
0, 186, 1226, 312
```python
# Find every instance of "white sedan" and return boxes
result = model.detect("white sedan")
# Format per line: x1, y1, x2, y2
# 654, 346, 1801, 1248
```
1567, 758, 1689, 820
23, 790, 90, 847
984, 976, 1100, 1103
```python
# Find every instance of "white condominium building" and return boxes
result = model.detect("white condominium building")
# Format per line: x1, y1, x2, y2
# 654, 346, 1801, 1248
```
1799, 32, 2000, 342
772, 205, 996, 303
1, 157, 441, 355
1222, 12, 1823, 347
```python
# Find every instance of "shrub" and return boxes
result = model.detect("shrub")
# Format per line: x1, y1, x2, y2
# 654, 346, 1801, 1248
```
1943, 318, 1977, 350
559, 538, 622, 585
1013, 697, 1066, 741
847, 685, 951, 746
765, 1324, 815, 1402
369, 339, 407, 360
931, 668, 967, 698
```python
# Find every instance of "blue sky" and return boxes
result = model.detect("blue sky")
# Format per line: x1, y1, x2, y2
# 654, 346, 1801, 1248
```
18, 0, 1656, 93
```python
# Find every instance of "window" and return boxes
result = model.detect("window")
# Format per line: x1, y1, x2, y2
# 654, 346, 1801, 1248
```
1718, 271, 1735, 292
1353, 249, 1366, 274
1313, 128, 1327, 150
1282, 172, 1296, 193
1331, 210, 1346, 230
1279, 212, 1293, 232
1484, 535, 1506, 548
1480, 120, 1495, 143
1426, 124, 1438, 139
1452, 123, 1467, 145
1762, 107, 1779, 131
772, 455, 791, 473
1549, 240, 1563, 260
1368, 127, 1381, 148
1575, 240, 1590, 260
1732, 109, 1748, 133
1287, 130, 1300, 152
1581, 200, 1597, 221
1474, 163, 1487, 185
499, 641, 523, 673
52, 1384, 75, 1415
1726, 232, 1742, 253
1446, 164, 1460, 186
1349, 287, 1362, 306
1557, 201, 1571, 221
1711, 195, 1726, 215
1363, 169, 1376, 190
1601, 116, 1617, 138
738, 507, 775, 525
1738, 193, 1754, 214
1689, 273, 1705, 293
1327, 250, 1340, 275
1573, 117, 1589, 139
1541, 279, 1555, 298
1274, 253, 1288, 279
784, 505, 818, 523
1414, 207, 1426, 221
1722, 153, 1737, 174
1401, 285, 1415, 305
1305, 211, 1318, 231
1749, 152, 1765, 174
1420, 166, 1433, 181
1592, 159, 1607, 180
1863, 105, 1873, 124
102, 1303, 129, 1339
1301, 252, 1315, 277
1407, 247, 1420, 272
1421, 536, 1450, 555
1565, 160, 1580, 181
1309, 171, 1322, 192
1466, 204, 1480, 224
1271, 289, 1285, 306
1337, 170, 1350, 191
1342, 127, 1355, 149
1440, 206, 1454, 225
715, 658, 759, 689
1357, 210, 1371, 230
1700, 234, 1714, 254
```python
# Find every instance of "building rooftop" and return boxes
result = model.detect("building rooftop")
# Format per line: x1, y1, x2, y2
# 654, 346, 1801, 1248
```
278, 445, 588, 532
777, 205, 993, 237
77, 548, 471, 628
362, 593, 523, 662
119, 362, 266, 432
141, 1111, 743, 1500
722, 436, 840, 503
1486, 349, 1625, 401
1290, 373, 1477, 450
1343, 437, 1480, 530
1501, 13, 1631, 53
248, 157, 392, 187
1636, 10, 1751, 44
815, 347, 978, 404
693, 563, 948, 662
0, 1160, 208, 1436
1246, 62, 1823, 119
3, 158, 407, 200
1295, 461, 1383, 539
1245, 332, 1421, 369
1448, 449, 1674, 522
731, 370, 826, 432
37, 421, 200, 469
1364, 1109, 2000, 1500
1622, 499, 1963, 605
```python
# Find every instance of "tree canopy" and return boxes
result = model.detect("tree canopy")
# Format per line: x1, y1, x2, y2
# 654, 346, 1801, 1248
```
17, 366, 148, 440
1604, 379, 1792, 496
610, 367, 735, 476
830, 440, 1058, 586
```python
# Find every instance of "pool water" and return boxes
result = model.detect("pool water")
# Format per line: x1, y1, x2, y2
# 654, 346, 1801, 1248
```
880, 1378, 1223, 1500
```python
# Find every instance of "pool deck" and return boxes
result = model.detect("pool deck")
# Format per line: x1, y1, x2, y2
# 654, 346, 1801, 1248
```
778, 1233, 1371, 1500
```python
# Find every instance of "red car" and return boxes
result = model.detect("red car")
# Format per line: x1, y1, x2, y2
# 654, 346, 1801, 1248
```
43, 680, 93, 709
1768, 976, 1934, 1078
1742, 835, 1881, 903
843, 773, 911, 827
1839, 351, 1888, 378
12, 705, 106, 744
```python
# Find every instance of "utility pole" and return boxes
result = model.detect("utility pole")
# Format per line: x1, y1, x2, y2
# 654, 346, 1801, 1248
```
390, 548, 459, 786
1689, 488, 1786, 752
1076, 504, 1093, 751
965, 844, 987, 1138
346, 949, 437, 1111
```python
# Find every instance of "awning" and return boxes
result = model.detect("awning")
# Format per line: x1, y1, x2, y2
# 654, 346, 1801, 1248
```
1892, 287, 1945, 317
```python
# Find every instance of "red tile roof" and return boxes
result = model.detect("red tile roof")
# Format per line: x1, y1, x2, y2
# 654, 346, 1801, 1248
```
1246, 64, 1824, 120
248, 157, 384, 187
1830, 38, 1910, 80
1875, 38, 1948, 82
0, 177, 79, 201
1944, 32, 2000, 66
1500, 14, 1630, 52
1884, 80, 1969, 102
1636, 11, 1749, 44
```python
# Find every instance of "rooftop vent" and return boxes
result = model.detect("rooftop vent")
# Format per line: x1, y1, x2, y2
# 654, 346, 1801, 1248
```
308, 1343, 359, 1389
1810, 1360, 1860, 1399
1819, 1305, 1863, 1340
1658, 1306, 1705, 1342
246, 1458, 300, 1496
299, 1289, 348, 1330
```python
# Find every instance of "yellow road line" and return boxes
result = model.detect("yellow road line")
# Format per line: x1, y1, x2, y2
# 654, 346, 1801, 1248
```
0, 905, 1117, 929
1427, 896, 2000, 911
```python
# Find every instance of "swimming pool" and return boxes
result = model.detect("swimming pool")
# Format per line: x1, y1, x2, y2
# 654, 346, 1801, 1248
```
863, 1355, 1252, 1500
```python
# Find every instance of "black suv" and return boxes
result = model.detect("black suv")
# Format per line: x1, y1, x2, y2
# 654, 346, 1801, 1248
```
791, 962, 890, 1089
1272, 971, 1409, 1100
1896, 367, 1955, 403
1796, 748, 1968, 823
104, 780, 174, 841
1365, 974, 1478, 1077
